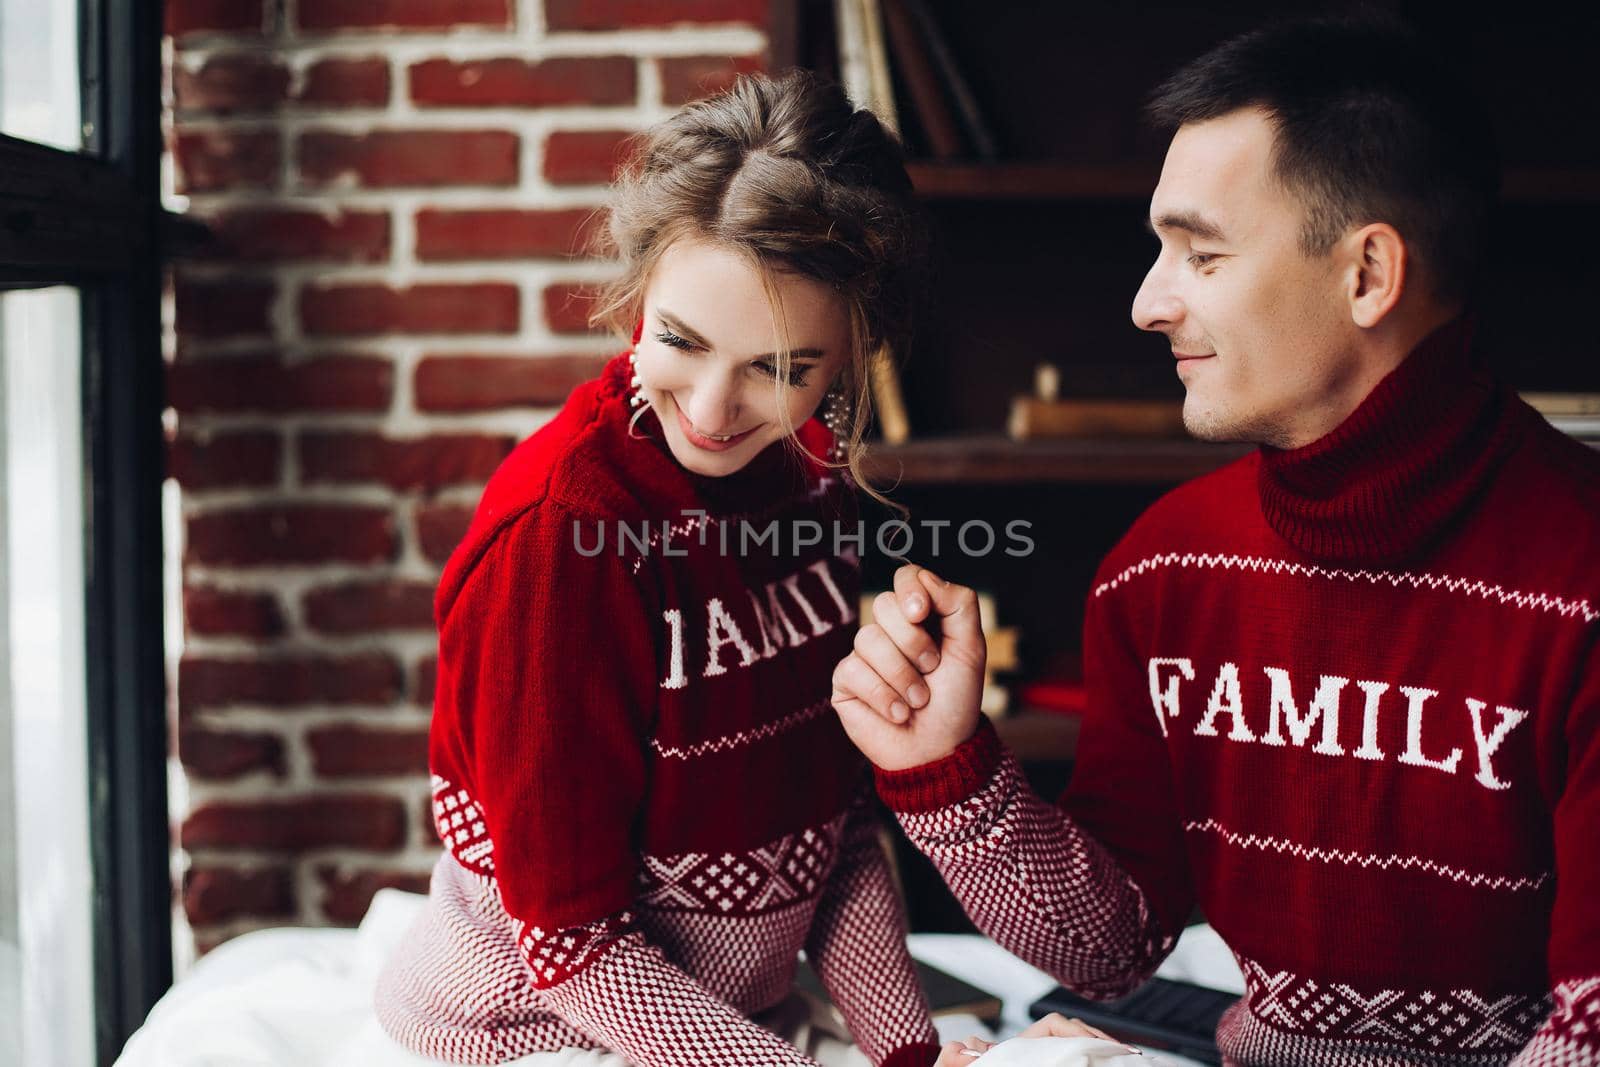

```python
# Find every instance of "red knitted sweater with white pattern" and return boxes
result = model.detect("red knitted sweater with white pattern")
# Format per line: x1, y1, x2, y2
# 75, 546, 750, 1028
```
879, 320, 1600, 1065
376, 354, 939, 1067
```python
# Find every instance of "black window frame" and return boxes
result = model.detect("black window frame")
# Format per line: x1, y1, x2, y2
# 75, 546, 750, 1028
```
1, 0, 174, 1062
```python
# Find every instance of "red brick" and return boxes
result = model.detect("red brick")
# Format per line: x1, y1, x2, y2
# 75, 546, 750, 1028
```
174, 129, 280, 193
183, 866, 295, 926
414, 353, 607, 411
413, 656, 438, 705
408, 57, 634, 108
301, 579, 437, 633
194, 208, 391, 263
186, 505, 396, 566
183, 795, 408, 851
173, 54, 289, 113
316, 866, 432, 924
184, 587, 286, 638
179, 727, 287, 780
542, 129, 636, 185
415, 504, 473, 564
658, 54, 765, 106
306, 726, 429, 777
300, 283, 519, 336
415, 207, 602, 261
174, 55, 390, 112
180, 652, 403, 710
173, 278, 276, 338
300, 57, 392, 107
542, 282, 601, 334
167, 0, 265, 37
168, 354, 394, 414
299, 431, 512, 491
167, 428, 281, 488
295, 0, 511, 32
545, 0, 767, 31
298, 130, 517, 188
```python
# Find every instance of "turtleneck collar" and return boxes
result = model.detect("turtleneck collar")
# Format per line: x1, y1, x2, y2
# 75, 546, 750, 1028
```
1256, 316, 1527, 565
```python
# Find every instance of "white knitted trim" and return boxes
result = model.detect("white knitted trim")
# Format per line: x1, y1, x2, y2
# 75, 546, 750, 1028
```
1095, 552, 1599, 623
650, 699, 832, 760
1184, 818, 1553, 892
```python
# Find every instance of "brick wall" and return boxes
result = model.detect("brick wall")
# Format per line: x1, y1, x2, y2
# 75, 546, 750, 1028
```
164, 0, 771, 957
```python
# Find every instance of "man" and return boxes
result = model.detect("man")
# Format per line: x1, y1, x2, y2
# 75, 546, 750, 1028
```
832, 16, 1599, 1066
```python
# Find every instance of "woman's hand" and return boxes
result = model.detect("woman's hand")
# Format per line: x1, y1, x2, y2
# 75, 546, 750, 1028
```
831, 565, 987, 771
1017, 1013, 1123, 1043
930, 1015, 1136, 1064
933, 1034, 995, 1065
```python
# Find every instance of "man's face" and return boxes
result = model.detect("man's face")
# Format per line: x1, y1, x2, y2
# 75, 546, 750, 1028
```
1132, 107, 1358, 448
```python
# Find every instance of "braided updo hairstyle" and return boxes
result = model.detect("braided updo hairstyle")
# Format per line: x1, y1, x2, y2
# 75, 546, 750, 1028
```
589, 70, 926, 497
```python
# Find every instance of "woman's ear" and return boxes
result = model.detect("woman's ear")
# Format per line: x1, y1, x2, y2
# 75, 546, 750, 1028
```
631, 316, 645, 345
1345, 223, 1407, 329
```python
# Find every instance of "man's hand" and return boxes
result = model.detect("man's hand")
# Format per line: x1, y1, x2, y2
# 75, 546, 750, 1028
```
831, 564, 987, 771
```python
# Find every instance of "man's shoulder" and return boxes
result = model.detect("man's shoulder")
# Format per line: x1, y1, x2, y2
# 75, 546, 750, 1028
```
1097, 449, 1263, 574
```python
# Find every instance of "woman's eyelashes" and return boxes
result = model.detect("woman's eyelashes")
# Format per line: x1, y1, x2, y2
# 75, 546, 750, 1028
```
754, 360, 812, 388
656, 328, 813, 388
655, 328, 699, 351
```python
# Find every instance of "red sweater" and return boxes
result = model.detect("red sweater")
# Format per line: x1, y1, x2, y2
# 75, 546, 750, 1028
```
377, 354, 938, 1067
880, 320, 1600, 1065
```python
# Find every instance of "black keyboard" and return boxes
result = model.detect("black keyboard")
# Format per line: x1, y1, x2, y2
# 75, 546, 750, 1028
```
1029, 977, 1239, 1064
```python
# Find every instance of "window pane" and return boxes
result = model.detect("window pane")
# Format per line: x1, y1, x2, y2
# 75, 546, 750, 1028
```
0, 287, 94, 1067
0, 0, 80, 151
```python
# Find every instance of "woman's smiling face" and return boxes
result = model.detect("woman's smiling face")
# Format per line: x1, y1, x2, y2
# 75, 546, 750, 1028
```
632, 237, 853, 478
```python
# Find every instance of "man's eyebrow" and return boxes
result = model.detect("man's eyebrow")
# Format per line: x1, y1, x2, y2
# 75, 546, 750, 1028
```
1146, 211, 1228, 243
655, 309, 825, 361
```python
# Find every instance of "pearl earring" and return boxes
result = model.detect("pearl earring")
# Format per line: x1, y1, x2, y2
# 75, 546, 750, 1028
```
821, 381, 850, 464
625, 350, 654, 441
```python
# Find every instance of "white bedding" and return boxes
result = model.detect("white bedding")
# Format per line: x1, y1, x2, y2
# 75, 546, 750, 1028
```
115, 891, 1242, 1067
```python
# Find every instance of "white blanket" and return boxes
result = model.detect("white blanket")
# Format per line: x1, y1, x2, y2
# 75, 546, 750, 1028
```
115, 891, 1241, 1067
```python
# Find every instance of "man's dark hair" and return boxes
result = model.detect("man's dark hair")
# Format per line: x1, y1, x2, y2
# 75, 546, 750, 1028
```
1146, 14, 1499, 305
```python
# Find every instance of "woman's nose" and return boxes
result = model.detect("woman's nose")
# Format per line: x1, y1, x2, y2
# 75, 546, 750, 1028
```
683, 374, 742, 433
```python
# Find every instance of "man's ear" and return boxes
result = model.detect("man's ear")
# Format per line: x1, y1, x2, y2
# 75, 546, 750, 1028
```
1344, 223, 1406, 328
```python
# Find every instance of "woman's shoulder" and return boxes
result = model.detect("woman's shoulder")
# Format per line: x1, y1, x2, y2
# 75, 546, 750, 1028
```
434, 359, 656, 612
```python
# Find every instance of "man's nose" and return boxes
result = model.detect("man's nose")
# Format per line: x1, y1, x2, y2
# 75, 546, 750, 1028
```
1131, 261, 1182, 334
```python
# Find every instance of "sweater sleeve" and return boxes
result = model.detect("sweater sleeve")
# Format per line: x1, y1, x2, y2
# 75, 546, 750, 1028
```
1510, 642, 1600, 1065
431, 502, 821, 1066
873, 581, 1190, 999
802, 779, 940, 1067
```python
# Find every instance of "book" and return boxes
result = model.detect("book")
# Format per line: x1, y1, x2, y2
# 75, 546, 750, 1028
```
858, 0, 901, 135
869, 344, 911, 445
1008, 396, 1187, 439
1520, 391, 1600, 417
881, 0, 964, 158
898, 0, 998, 159
834, 0, 875, 114
796, 957, 1004, 1024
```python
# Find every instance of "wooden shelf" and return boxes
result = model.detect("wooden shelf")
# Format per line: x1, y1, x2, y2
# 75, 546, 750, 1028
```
860, 434, 1251, 485
906, 162, 1600, 204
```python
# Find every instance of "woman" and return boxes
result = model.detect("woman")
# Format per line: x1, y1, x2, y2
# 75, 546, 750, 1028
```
375, 72, 939, 1067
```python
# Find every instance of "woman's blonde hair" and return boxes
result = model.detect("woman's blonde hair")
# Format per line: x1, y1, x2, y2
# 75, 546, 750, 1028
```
589, 70, 926, 501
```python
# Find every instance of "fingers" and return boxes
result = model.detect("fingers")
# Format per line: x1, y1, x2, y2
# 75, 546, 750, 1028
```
892, 564, 931, 623
832, 648, 915, 724
873, 590, 941, 672
1021, 1013, 1132, 1049
855, 623, 929, 709
917, 566, 985, 646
